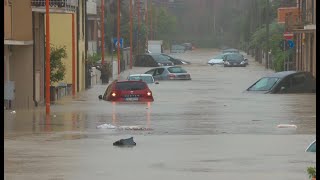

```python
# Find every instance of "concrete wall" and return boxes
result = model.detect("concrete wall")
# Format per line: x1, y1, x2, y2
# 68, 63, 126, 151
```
9, 45, 34, 109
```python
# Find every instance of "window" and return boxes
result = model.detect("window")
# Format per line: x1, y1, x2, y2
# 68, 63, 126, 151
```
291, 73, 306, 86
249, 77, 279, 91
116, 82, 146, 91
168, 67, 187, 73
145, 69, 155, 75
128, 76, 154, 84
154, 68, 164, 76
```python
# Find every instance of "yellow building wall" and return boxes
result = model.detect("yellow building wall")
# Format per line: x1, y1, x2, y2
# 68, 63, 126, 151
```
47, 13, 77, 87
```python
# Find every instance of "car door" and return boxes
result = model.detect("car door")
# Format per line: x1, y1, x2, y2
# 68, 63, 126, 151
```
274, 76, 292, 93
153, 68, 165, 80
290, 73, 308, 93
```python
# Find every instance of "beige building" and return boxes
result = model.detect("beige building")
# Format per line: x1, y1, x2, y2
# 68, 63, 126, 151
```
292, 0, 316, 78
4, 0, 34, 109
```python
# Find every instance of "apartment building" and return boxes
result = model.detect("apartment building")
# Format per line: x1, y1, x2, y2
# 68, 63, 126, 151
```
292, 0, 316, 78
4, 0, 34, 109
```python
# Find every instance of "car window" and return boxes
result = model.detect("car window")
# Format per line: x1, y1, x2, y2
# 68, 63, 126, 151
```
145, 69, 155, 75
151, 54, 168, 62
116, 82, 147, 91
128, 76, 154, 84
214, 54, 224, 59
168, 67, 187, 73
249, 77, 279, 91
226, 54, 243, 61
306, 141, 316, 152
291, 73, 306, 86
155, 68, 165, 76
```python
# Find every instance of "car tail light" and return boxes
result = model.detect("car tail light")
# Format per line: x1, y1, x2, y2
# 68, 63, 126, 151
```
147, 91, 152, 96
111, 92, 117, 97
168, 74, 176, 79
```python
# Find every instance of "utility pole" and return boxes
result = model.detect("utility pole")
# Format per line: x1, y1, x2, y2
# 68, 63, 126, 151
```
145, 0, 148, 52
72, 13, 75, 96
265, 0, 270, 69
137, 0, 140, 53
150, 1, 152, 40
130, 0, 133, 69
117, 0, 121, 76
45, 0, 50, 115
101, 0, 105, 65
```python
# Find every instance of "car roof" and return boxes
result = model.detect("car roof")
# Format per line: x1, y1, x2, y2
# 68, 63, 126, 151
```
129, 74, 153, 77
116, 80, 146, 83
263, 71, 299, 78
223, 48, 239, 51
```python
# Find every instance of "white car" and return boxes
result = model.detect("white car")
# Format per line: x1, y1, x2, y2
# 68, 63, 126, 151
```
127, 74, 157, 84
207, 53, 230, 65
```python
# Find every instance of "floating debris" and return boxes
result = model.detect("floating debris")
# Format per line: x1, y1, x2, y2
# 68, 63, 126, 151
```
277, 124, 297, 128
96, 123, 117, 129
113, 137, 136, 147
10, 110, 16, 114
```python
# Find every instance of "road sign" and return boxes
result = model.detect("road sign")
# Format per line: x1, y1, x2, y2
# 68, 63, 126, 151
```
284, 32, 294, 40
287, 40, 295, 48
113, 38, 123, 48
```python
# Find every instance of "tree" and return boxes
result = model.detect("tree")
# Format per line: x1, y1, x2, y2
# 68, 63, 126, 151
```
50, 45, 67, 84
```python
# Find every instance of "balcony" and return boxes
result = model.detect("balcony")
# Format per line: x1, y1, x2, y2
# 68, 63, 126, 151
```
31, 0, 78, 13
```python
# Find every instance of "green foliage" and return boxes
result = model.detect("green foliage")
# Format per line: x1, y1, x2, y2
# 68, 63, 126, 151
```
307, 166, 316, 179
87, 53, 101, 65
50, 45, 67, 84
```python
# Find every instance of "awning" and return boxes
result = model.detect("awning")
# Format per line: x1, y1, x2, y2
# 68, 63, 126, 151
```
4, 40, 33, 45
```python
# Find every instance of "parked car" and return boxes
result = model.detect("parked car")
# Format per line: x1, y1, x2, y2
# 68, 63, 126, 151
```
223, 53, 247, 67
306, 140, 316, 152
222, 48, 240, 54
160, 54, 191, 65
182, 43, 193, 50
145, 66, 191, 80
98, 80, 154, 102
127, 74, 157, 84
134, 54, 174, 67
207, 53, 230, 65
246, 71, 316, 94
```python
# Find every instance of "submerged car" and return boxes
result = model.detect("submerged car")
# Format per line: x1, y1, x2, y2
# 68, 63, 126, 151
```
246, 71, 316, 94
127, 74, 155, 84
134, 54, 174, 67
222, 48, 240, 54
145, 66, 191, 80
160, 54, 191, 65
223, 53, 247, 67
306, 140, 316, 152
208, 53, 230, 65
98, 80, 154, 102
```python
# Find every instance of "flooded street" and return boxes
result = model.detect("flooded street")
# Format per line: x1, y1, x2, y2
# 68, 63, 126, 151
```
4, 49, 316, 180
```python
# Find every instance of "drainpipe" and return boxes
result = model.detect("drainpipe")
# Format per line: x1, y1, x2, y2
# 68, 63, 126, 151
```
84, 0, 89, 89
32, 12, 37, 107
76, 0, 80, 92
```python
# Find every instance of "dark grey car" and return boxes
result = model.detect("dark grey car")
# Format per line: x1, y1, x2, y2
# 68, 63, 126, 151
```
134, 54, 174, 67
246, 71, 316, 94
145, 66, 191, 80
223, 53, 247, 67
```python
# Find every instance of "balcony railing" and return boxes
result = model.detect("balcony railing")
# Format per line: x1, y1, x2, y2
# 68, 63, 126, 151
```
31, 0, 78, 13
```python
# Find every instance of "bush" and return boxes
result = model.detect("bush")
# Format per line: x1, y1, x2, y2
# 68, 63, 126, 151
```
50, 45, 67, 84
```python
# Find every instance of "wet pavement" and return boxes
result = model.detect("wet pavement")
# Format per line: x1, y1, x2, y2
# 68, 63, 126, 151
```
4, 49, 316, 180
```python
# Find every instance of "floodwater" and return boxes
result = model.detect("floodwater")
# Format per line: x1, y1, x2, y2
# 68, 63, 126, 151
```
4, 49, 316, 180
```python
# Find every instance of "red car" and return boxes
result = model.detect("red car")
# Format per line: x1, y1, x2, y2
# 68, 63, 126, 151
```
98, 80, 154, 102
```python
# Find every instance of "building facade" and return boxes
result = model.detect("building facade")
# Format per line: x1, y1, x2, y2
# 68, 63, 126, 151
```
4, 0, 34, 109
292, 0, 316, 78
